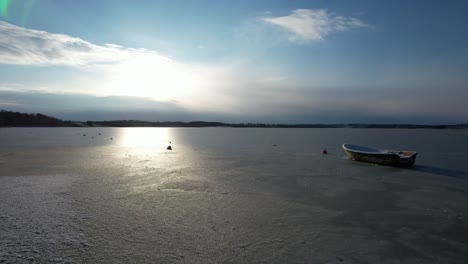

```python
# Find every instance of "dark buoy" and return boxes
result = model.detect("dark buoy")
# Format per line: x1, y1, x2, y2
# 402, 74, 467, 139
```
110, 137, 113, 140
322, 148, 328, 154
167, 145, 172, 150
99, 133, 101, 135
83, 134, 86, 136
273, 144, 277, 147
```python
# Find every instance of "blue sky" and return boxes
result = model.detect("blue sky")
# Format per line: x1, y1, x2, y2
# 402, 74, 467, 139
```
0, 0, 467, 123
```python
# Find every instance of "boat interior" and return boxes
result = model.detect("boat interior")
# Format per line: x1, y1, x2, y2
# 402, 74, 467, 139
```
394, 151, 417, 157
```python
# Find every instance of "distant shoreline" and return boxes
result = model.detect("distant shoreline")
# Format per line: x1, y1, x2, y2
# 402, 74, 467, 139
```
1, 110, 467, 129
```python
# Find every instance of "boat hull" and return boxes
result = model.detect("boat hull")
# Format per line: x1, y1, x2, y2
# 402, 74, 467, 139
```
343, 144, 417, 167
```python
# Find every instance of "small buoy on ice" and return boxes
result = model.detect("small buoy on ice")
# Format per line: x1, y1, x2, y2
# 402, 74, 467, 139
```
110, 137, 113, 140
167, 145, 172, 150
322, 148, 328, 154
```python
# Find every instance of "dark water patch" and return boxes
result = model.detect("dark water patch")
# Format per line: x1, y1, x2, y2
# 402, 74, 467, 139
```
321, 188, 403, 239
444, 186, 468, 194
320, 185, 468, 260
442, 219, 468, 244
416, 234, 468, 261
378, 239, 426, 261
320, 188, 442, 260
322, 189, 402, 213
382, 182, 417, 192
411, 165, 468, 179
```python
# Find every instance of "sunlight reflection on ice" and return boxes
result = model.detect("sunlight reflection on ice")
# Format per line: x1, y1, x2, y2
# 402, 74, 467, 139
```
113, 127, 176, 162
117, 127, 171, 149
109, 128, 204, 195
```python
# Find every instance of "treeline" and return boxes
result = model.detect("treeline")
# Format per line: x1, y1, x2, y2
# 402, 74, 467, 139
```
0, 110, 71, 127
87, 120, 228, 127
1, 110, 467, 129
344, 124, 468, 129
81, 121, 468, 129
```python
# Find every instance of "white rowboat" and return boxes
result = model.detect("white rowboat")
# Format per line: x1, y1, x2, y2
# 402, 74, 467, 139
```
342, 143, 417, 166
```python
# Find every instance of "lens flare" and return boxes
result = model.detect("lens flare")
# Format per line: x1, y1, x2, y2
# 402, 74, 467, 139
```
19, 0, 35, 25
0, 0, 36, 25
0, 0, 10, 19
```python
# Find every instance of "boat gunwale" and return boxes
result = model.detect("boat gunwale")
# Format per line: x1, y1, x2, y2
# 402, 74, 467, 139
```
342, 143, 417, 158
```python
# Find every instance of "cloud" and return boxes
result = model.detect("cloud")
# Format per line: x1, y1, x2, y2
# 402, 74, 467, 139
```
0, 89, 187, 120
0, 21, 302, 114
261, 9, 368, 42
0, 20, 169, 66
1, 21, 465, 124
0, 21, 211, 102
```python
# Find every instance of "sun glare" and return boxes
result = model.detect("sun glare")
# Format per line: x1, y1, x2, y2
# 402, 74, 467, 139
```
105, 53, 200, 101
118, 127, 171, 149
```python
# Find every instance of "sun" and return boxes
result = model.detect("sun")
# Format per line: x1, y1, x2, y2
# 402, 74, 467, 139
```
104, 52, 200, 101
118, 127, 170, 148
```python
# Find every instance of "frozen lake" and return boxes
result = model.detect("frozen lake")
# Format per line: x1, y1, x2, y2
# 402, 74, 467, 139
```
1, 128, 468, 263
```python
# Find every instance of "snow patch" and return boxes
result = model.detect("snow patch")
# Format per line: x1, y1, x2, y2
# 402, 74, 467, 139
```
0, 174, 88, 263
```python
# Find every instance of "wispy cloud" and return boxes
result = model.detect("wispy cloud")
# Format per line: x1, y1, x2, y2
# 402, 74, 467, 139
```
0, 21, 209, 101
0, 21, 294, 112
0, 21, 285, 111
0, 21, 170, 66
261, 9, 368, 42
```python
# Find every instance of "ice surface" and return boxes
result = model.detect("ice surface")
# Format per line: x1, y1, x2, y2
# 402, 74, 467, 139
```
1, 128, 468, 263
